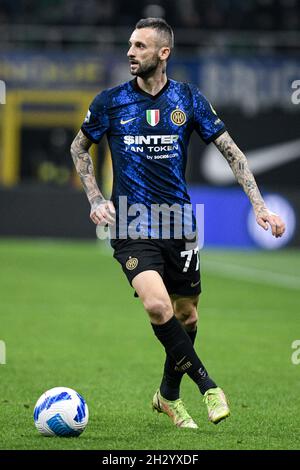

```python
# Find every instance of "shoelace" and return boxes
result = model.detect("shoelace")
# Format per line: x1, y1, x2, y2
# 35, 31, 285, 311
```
173, 399, 191, 422
203, 392, 221, 409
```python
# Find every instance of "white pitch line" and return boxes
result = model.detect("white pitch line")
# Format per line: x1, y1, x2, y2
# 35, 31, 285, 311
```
204, 259, 300, 291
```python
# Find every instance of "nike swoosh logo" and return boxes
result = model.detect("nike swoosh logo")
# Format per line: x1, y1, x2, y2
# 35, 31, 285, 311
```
176, 356, 187, 366
191, 280, 200, 287
120, 117, 138, 125
202, 138, 300, 185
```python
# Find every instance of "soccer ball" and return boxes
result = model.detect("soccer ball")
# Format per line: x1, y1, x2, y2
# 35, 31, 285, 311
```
33, 387, 89, 437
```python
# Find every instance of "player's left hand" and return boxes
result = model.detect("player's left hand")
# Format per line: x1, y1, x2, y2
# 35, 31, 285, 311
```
255, 208, 286, 238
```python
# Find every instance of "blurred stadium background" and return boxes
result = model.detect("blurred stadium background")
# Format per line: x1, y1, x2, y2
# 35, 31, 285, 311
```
0, 0, 300, 247
0, 0, 300, 451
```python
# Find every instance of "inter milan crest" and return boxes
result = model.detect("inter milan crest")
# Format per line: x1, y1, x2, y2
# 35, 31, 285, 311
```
126, 257, 139, 270
146, 109, 160, 127
171, 108, 186, 126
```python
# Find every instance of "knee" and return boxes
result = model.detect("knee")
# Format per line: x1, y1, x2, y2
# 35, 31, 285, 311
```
176, 307, 198, 331
143, 298, 173, 324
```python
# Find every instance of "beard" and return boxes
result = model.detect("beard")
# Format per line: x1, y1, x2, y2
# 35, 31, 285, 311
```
129, 56, 160, 78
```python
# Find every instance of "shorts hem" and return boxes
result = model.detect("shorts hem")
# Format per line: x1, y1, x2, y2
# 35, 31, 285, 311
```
128, 266, 163, 286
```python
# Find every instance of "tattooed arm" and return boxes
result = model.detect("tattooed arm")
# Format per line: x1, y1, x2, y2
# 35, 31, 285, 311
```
214, 131, 285, 238
70, 130, 115, 226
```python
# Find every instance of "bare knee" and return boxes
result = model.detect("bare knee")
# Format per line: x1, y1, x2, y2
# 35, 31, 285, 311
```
174, 296, 199, 331
177, 308, 198, 331
143, 298, 173, 324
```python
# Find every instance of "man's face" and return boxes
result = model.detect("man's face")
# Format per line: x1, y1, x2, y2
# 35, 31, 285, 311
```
127, 28, 162, 78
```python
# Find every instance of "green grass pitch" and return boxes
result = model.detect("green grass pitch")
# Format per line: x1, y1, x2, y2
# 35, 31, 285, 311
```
0, 239, 299, 450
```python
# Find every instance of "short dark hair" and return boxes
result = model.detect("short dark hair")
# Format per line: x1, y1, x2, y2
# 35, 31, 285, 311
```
135, 17, 174, 49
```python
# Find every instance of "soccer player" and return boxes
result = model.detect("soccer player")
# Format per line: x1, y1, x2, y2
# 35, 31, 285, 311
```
71, 18, 285, 429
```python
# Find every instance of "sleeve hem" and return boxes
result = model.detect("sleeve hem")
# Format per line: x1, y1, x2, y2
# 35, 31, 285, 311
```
80, 127, 99, 144
204, 127, 227, 144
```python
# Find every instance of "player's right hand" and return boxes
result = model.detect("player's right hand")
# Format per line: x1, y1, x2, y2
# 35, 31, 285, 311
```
90, 199, 116, 226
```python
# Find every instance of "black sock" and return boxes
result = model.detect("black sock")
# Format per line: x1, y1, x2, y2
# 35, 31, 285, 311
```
152, 316, 217, 395
160, 329, 197, 400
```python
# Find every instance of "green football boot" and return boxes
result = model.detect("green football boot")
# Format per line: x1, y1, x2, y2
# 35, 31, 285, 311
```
152, 389, 198, 429
203, 387, 230, 424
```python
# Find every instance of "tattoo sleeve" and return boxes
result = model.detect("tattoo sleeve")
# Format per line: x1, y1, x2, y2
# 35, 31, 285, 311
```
214, 131, 266, 215
70, 130, 104, 207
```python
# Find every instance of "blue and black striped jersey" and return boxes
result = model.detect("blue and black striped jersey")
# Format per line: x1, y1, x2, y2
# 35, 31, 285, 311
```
81, 78, 226, 238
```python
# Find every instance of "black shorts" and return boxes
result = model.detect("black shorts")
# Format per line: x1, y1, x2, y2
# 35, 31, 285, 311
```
110, 237, 201, 297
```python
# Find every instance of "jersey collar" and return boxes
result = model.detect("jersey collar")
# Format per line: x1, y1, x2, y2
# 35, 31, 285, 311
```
131, 77, 170, 100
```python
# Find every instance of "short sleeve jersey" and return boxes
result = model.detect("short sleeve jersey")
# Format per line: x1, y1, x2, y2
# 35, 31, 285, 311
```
81, 78, 226, 238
